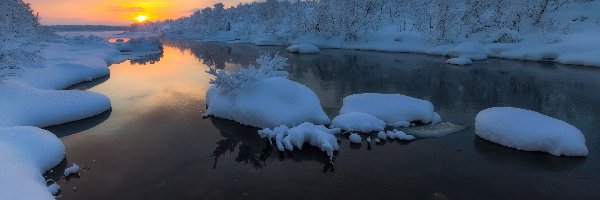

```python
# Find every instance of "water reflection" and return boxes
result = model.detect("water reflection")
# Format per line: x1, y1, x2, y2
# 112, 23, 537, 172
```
49, 40, 600, 199
129, 52, 164, 65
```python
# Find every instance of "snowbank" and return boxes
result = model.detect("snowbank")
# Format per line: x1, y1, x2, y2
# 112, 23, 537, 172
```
0, 127, 65, 200
258, 122, 341, 158
340, 93, 440, 125
475, 107, 588, 156
0, 83, 111, 128
349, 133, 362, 144
287, 44, 320, 54
330, 112, 386, 133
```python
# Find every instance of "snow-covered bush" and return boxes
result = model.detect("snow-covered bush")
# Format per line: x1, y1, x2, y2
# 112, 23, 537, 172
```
0, 0, 54, 81
206, 54, 288, 92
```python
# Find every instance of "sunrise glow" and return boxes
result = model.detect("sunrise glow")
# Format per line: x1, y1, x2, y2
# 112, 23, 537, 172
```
135, 15, 148, 23
24, 0, 252, 25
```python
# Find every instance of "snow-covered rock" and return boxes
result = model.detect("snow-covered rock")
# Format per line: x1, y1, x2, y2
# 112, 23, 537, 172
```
446, 57, 472, 65
349, 133, 362, 144
340, 93, 440, 125
0, 83, 111, 128
206, 76, 330, 128
63, 163, 80, 176
47, 183, 61, 195
287, 44, 320, 54
475, 107, 588, 156
259, 122, 341, 158
331, 112, 386, 133
380, 130, 416, 141
0, 127, 66, 200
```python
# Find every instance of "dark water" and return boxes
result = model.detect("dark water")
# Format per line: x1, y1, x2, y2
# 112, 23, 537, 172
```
46, 40, 600, 200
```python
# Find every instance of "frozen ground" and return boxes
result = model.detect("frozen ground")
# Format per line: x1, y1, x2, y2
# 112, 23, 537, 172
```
475, 107, 588, 156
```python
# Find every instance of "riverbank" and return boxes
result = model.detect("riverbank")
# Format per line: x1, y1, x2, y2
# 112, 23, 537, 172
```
0, 34, 161, 199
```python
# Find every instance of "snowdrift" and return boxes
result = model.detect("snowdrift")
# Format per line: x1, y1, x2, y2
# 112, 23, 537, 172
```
259, 122, 341, 158
340, 93, 441, 125
0, 127, 65, 200
475, 107, 588, 156
330, 112, 385, 133
205, 77, 330, 128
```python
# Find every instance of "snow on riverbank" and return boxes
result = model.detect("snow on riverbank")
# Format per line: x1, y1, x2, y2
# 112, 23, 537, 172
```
475, 107, 588, 156
0, 127, 65, 200
287, 44, 320, 54
340, 93, 441, 125
160, 0, 600, 68
1, 33, 163, 199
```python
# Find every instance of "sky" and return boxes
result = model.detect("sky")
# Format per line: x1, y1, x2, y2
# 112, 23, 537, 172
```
24, 0, 253, 25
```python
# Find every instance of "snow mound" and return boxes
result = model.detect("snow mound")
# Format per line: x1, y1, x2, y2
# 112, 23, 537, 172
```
0, 127, 66, 200
379, 130, 416, 141
404, 122, 465, 137
64, 163, 80, 176
259, 122, 341, 158
446, 57, 472, 65
349, 133, 362, 143
331, 112, 386, 133
340, 93, 439, 125
47, 183, 61, 195
287, 44, 320, 54
475, 107, 588, 156
206, 77, 330, 128
0, 83, 111, 128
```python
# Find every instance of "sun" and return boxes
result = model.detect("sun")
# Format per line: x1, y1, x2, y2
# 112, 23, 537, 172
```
135, 15, 148, 23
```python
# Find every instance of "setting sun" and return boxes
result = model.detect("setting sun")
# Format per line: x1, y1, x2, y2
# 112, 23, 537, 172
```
135, 15, 148, 23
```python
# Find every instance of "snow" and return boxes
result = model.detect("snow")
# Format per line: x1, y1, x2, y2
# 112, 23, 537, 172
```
340, 93, 440, 125
366, 137, 372, 143
377, 131, 387, 140
63, 163, 80, 176
287, 44, 320, 54
0, 83, 111, 128
381, 130, 416, 141
475, 107, 588, 156
388, 121, 410, 128
160, 1, 600, 68
330, 112, 386, 133
205, 55, 330, 129
259, 122, 341, 158
47, 183, 61, 195
446, 57, 472, 65
0, 127, 65, 200
349, 133, 362, 144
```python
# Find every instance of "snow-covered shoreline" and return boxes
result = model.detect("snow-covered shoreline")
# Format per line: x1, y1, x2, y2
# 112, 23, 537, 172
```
159, 0, 600, 68
0, 32, 162, 199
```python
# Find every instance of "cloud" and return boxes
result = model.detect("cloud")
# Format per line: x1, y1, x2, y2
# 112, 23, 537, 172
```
107, 6, 145, 13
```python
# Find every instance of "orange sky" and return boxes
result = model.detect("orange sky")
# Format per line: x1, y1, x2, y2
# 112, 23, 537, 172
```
25, 0, 252, 25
